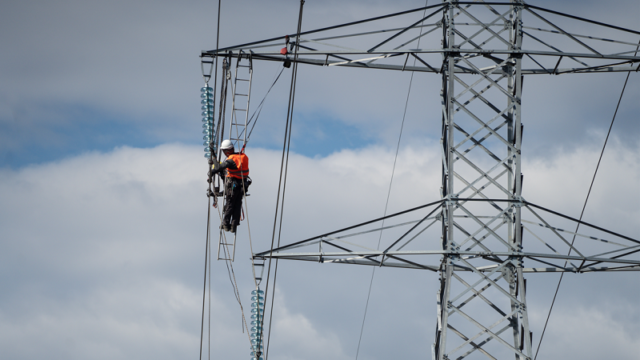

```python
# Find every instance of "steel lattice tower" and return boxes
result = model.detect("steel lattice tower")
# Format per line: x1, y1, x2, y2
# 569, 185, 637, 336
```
202, 1, 640, 359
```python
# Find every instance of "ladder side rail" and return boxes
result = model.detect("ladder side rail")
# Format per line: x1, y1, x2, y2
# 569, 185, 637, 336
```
242, 54, 254, 148
229, 51, 243, 146
232, 233, 237, 261
216, 231, 238, 262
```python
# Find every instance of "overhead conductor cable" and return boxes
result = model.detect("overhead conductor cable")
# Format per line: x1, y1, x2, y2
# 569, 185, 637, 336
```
356, 2, 429, 358
263, 1, 305, 360
534, 41, 639, 360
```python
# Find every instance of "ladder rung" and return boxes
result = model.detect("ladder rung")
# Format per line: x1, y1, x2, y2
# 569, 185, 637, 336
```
236, 79, 249, 81
233, 108, 247, 111
238, 65, 250, 68
235, 93, 248, 96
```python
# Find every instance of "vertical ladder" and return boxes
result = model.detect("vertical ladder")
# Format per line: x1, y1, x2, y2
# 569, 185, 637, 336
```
217, 232, 237, 261
229, 51, 253, 151
217, 51, 253, 262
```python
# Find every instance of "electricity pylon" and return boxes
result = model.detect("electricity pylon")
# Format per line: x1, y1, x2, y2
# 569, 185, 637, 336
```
202, 1, 640, 359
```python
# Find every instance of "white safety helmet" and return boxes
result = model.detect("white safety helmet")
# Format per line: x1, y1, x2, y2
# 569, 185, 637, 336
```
220, 139, 234, 151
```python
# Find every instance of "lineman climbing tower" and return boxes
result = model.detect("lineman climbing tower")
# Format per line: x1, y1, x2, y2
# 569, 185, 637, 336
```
202, 1, 640, 359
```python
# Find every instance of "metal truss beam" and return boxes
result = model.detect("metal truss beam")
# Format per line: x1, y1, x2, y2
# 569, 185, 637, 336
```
202, 3, 640, 77
205, 51, 638, 75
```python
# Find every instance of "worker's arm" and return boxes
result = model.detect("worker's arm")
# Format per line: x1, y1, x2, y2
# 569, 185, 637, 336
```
211, 158, 237, 178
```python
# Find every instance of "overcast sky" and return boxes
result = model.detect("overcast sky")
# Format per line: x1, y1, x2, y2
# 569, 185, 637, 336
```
0, 1, 639, 360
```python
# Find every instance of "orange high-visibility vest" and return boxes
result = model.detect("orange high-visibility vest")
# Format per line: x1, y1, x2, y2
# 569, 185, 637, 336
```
226, 153, 249, 179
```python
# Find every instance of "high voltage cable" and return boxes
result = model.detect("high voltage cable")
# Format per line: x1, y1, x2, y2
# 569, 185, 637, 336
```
217, 205, 253, 347
355, 2, 429, 358
534, 42, 639, 360
207, 208, 212, 360
202, 196, 254, 360
263, 2, 305, 359
200, 2, 224, 359
246, 67, 286, 142
199, 198, 211, 360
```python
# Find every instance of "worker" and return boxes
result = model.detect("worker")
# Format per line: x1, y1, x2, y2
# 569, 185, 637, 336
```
211, 139, 250, 233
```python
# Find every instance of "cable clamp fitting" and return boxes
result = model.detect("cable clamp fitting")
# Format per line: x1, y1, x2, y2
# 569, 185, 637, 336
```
512, 196, 525, 208
445, 196, 458, 207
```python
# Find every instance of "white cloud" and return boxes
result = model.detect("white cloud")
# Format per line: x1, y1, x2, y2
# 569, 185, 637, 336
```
523, 139, 640, 231
267, 291, 351, 360
0, 141, 638, 359
530, 304, 640, 360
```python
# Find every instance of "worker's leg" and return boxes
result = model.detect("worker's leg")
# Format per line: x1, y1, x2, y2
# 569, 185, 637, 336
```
230, 180, 243, 231
222, 179, 234, 230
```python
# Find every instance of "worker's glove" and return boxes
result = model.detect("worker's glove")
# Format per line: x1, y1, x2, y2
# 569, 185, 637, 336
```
211, 160, 221, 173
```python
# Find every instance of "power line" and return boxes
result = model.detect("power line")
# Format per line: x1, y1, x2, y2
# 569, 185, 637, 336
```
355, 3, 429, 358
199, 198, 211, 360
264, 2, 305, 359
534, 43, 638, 360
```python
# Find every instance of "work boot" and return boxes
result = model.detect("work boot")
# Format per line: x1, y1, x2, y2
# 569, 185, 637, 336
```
230, 225, 237, 233
220, 224, 231, 232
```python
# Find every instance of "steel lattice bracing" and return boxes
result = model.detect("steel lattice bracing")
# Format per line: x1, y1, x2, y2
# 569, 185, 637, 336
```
436, 2, 530, 358
202, 1, 640, 359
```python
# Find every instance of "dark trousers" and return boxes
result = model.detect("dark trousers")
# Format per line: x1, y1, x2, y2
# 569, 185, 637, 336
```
223, 177, 244, 227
